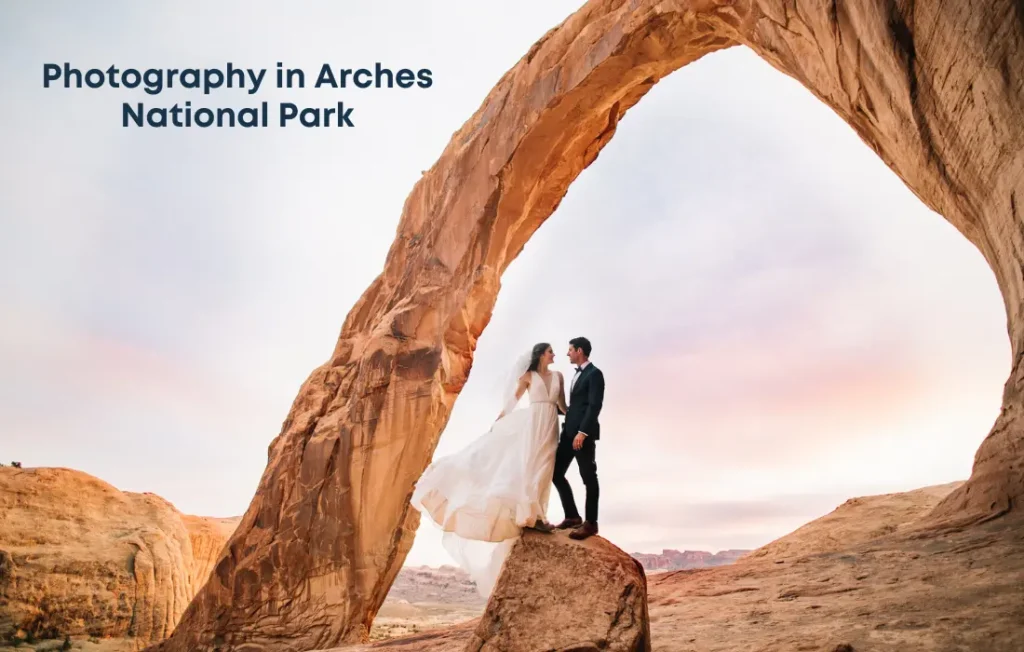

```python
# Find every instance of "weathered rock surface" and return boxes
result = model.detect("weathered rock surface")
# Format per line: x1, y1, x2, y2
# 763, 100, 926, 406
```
329, 482, 1024, 652
152, 0, 1024, 649
642, 485, 1024, 651
466, 531, 650, 651
180, 516, 242, 599
0, 467, 239, 648
748, 481, 965, 562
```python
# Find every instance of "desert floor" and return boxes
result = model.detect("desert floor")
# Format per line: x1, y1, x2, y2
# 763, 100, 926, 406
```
332, 483, 1024, 651
10, 484, 1023, 652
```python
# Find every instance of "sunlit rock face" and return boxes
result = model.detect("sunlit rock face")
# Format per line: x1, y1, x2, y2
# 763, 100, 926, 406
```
0, 468, 239, 649
149, 0, 1024, 650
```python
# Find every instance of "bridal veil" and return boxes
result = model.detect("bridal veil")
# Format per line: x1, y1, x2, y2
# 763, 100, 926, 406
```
410, 349, 541, 597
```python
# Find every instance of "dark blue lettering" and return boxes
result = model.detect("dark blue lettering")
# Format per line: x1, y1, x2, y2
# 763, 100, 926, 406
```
315, 64, 337, 88
396, 69, 415, 88
122, 69, 141, 89
354, 69, 372, 88
123, 102, 144, 127
43, 64, 61, 87
280, 102, 298, 126
85, 69, 104, 88
375, 62, 393, 88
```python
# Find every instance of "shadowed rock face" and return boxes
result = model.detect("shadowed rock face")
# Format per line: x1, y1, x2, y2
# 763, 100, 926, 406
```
149, 1, 1024, 650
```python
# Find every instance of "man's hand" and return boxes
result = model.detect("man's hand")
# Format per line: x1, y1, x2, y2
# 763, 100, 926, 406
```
573, 432, 587, 450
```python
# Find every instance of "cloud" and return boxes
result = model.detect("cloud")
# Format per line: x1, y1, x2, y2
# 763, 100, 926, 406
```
602, 493, 850, 529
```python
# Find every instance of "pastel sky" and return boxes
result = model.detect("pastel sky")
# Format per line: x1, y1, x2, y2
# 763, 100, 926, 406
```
0, 1, 1010, 568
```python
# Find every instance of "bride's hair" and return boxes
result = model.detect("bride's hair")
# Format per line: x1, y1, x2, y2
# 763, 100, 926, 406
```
526, 342, 551, 373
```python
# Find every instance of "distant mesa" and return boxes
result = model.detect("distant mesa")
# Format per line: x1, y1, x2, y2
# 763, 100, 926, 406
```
630, 548, 751, 571
385, 564, 484, 607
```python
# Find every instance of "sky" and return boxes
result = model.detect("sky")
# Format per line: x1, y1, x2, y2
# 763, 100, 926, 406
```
0, 2, 1011, 569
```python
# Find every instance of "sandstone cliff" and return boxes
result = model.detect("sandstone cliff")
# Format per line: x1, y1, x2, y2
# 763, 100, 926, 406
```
179, 515, 242, 596
0, 467, 239, 649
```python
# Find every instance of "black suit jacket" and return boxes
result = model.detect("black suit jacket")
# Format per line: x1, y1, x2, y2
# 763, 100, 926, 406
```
561, 363, 605, 441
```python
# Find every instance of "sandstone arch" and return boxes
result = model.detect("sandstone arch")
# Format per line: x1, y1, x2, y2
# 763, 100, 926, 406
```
150, 1, 1024, 650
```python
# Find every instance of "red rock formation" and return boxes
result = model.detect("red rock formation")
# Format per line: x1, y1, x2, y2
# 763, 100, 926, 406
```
151, 1, 1024, 649
0, 467, 239, 648
180, 516, 243, 596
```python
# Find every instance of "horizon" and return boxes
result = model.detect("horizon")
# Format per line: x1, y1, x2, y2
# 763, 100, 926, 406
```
0, 462, 960, 563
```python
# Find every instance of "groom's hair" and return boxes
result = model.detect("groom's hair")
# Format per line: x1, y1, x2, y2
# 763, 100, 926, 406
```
569, 337, 592, 358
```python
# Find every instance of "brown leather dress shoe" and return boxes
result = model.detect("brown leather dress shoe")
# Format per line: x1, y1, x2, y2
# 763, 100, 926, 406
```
526, 520, 555, 534
554, 517, 583, 530
568, 521, 599, 540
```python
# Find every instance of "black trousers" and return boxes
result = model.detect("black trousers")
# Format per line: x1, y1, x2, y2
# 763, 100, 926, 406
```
552, 435, 599, 523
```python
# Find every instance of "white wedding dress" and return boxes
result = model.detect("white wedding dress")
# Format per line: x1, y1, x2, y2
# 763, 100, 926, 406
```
410, 360, 562, 597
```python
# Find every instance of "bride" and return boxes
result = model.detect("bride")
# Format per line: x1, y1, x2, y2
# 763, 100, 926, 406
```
410, 342, 567, 597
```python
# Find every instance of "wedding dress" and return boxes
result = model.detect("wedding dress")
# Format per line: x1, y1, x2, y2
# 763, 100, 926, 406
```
410, 353, 561, 597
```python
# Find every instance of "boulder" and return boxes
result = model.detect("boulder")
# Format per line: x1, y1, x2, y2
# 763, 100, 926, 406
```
468, 531, 650, 652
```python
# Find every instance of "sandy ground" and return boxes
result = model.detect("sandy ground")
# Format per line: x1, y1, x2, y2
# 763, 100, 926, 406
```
0, 638, 138, 652
368, 602, 484, 642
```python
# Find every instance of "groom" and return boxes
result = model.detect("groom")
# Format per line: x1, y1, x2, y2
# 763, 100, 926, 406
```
553, 336, 604, 540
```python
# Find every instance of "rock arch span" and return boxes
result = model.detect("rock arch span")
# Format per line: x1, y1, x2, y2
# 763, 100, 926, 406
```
150, 1, 1024, 650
